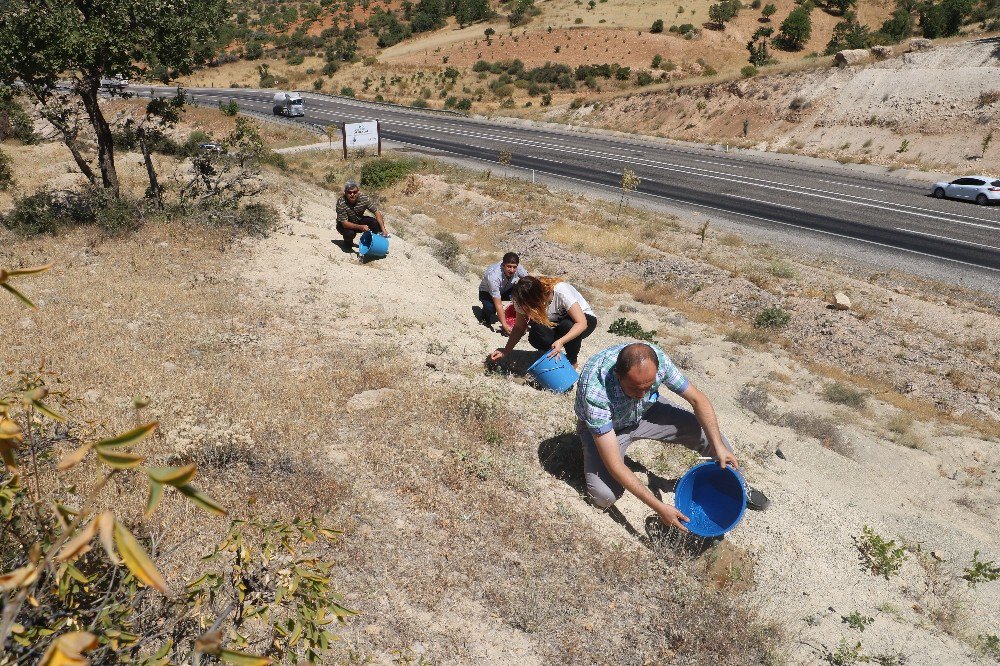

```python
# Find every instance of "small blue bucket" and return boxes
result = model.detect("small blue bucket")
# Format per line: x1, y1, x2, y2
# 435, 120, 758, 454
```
359, 231, 389, 258
525, 352, 579, 393
674, 462, 747, 537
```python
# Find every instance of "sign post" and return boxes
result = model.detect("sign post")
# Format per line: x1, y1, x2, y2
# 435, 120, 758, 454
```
342, 120, 381, 158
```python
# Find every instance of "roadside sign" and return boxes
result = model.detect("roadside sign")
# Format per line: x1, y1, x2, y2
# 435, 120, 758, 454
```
343, 120, 381, 157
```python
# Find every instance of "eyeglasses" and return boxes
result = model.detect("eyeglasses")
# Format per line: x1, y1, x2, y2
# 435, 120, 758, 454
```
345, 190, 359, 196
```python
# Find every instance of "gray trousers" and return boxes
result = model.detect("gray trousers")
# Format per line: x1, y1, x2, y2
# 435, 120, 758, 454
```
579, 397, 733, 509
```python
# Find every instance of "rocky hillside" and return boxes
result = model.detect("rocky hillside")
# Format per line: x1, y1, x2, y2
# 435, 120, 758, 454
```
545, 36, 1000, 172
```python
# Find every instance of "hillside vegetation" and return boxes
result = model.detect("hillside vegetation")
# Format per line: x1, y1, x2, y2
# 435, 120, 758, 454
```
183, 0, 1000, 114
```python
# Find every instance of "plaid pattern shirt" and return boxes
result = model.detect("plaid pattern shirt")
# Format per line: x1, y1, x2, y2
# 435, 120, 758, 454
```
336, 193, 378, 225
574, 343, 690, 435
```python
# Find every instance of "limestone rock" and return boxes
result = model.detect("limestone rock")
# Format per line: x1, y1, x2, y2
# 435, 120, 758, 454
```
832, 292, 852, 310
345, 388, 399, 413
909, 38, 933, 51
835, 49, 870, 67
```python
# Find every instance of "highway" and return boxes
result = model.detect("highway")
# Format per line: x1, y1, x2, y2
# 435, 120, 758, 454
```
148, 86, 1000, 274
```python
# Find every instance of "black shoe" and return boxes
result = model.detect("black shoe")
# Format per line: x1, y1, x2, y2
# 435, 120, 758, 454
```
747, 485, 770, 511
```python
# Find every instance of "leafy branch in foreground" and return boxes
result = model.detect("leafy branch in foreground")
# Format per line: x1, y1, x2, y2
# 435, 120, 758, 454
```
1, 265, 352, 664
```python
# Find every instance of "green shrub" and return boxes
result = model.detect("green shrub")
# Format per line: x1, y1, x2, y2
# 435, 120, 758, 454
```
608, 317, 656, 341
841, 611, 874, 632
219, 99, 240, 116
340, 86, 355, 97
93, 192, 143, 235
651, 18, 664, 32
112, 124, 139, 151
262, 150, 289, 171
433, 230, 462, 270
0, 147, 14, 191
854, 525, 907, 579
412, 98, 429, 108
636, 71, 654, 86
754, 306, 791, 329
236, 202, 281, 236
821, 381, 867, 408
359, 157, 419, 189
741, 64, 758, 78
1, 188, 63, 235
978, 635, 1000, 661
0, 95, 38, 144
963, 550, 1000, 588
455, 98, 473, 111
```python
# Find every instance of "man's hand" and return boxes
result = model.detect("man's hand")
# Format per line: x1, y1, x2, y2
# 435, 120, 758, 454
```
715, 446, 738, 470
657, 505, 690, 532
547, 340, 565, 358
489, 348, 506, 362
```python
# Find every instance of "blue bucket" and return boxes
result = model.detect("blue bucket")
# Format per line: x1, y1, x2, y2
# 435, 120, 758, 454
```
525, 352, 579, 393
674, 462, 747, 537
359, 231, 389, 258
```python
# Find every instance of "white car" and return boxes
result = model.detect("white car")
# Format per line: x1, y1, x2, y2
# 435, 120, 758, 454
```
931, 175, 1000, 205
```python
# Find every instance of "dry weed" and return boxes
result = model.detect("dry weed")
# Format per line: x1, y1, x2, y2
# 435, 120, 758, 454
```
544, 218, 650, 261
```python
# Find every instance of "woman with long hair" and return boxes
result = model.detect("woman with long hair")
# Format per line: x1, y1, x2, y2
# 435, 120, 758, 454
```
489, 275, 598, 369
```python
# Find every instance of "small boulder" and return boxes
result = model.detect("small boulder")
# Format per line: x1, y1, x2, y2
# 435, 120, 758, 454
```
909, 38, 933, 51
832, 292, 852, 310
345, 388, 398, 413
835, 49, 870, 67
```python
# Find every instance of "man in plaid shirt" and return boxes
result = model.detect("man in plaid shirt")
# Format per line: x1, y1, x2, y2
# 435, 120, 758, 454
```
575, 342, 766, 530
334, 180, 389, 252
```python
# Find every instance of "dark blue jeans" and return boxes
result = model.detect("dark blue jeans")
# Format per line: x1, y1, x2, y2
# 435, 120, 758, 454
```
478, 288, 513, 325
527, 314, 598, 365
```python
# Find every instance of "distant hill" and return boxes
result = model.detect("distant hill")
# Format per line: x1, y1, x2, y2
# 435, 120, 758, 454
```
182, 0, 998, 118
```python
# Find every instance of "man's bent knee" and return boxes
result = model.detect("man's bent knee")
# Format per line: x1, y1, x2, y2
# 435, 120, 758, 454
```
587, 489, 618, 510
586, 478, 623, 510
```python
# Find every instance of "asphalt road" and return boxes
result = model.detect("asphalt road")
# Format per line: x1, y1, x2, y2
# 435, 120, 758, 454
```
145, 86, 1000, 275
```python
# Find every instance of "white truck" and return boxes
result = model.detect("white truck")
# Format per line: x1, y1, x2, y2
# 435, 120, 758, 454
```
272, 92, 304, 117
99, 76, 129, 92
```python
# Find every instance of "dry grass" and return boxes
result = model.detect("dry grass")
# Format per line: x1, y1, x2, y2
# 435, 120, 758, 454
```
544, 218, 651, 261
804, 361, 1000, 442
0, 222, 355, 589
0, 182, 783, 664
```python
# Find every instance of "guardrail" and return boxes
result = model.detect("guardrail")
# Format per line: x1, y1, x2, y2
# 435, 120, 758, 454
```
303, 90, 468, 118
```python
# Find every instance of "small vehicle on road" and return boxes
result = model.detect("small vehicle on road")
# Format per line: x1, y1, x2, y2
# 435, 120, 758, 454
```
99, 76, 129, 92
931, 176, 1000, 205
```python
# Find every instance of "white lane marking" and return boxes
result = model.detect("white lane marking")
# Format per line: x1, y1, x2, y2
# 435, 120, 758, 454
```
180, 89, 1000, 230
388, 137, 1000, 274
818, 179, 885, 192
728, 194, 802, 210
695, 159, 744, 169
897, 228, 1000, 252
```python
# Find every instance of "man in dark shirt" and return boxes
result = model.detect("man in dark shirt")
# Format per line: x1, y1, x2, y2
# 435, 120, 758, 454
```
334, 180, 389, 252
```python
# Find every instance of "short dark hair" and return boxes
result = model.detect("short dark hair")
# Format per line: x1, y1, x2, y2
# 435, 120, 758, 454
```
502, 252, 520, 265
614, 343, 658, 375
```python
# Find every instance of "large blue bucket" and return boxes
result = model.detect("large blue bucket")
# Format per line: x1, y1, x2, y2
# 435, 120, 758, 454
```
525, 352, 579, 393
674, 462, 747, 537
359, 231, 389, 258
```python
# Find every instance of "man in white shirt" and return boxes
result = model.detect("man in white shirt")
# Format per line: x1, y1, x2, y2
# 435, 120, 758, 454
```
477, 252, 527, 334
